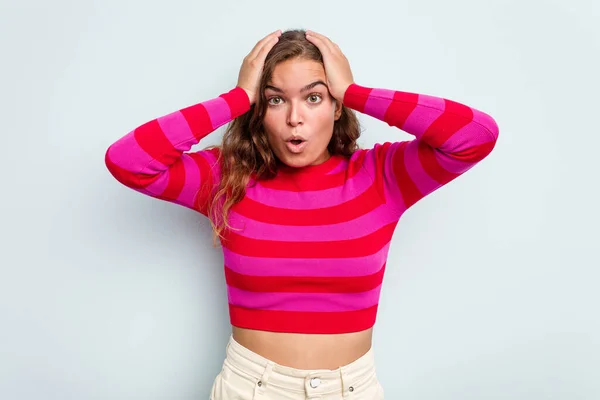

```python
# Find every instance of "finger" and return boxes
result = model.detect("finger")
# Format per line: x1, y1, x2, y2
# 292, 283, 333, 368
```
307, 34, 339, 62
257, 35, 279, 60
305, 32, 330, 56
306, 30, 337, 54
306, 34, 337, 59
248, 30, 281, 59
249, 30, 281, 58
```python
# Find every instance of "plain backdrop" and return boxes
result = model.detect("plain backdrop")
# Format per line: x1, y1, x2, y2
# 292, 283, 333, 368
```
1, 0, 599, 399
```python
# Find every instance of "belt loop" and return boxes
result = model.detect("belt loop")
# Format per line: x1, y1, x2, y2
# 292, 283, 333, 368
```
261, 361, 273, 385
340, 366, 356, 399
254, 360, 274, 397
340, 367, 351, 398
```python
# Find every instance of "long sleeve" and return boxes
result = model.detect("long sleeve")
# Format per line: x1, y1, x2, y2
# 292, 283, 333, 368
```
105, 87, 250, 215
343, 83, 499, 214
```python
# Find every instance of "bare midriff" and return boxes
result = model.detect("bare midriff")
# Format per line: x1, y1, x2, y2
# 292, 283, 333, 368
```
231, 326, 373, 370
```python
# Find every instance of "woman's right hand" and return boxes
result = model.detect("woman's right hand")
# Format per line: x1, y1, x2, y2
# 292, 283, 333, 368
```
237, 29, 282, 105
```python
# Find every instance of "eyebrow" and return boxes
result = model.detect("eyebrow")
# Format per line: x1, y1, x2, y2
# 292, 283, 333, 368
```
265, 80, 328, 94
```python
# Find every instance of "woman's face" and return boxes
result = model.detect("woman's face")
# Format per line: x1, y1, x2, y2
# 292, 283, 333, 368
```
262, 58, 342, 168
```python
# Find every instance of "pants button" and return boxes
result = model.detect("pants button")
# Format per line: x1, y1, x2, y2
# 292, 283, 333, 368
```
310, 377, 321, 388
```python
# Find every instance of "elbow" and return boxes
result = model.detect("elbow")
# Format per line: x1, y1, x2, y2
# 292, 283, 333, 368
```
104, 142, 142, 189
478, 108, 500, 143
474, 112, 500, 161
486, 114, 500, 144
104, 144, 121, 180
450, 114, 499, 163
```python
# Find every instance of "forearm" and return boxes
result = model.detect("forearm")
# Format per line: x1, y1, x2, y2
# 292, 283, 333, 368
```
343, 83, 499, 163
105, 86, 250, 189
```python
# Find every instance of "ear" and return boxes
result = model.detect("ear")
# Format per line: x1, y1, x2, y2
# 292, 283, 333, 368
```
334, 99, 343, 121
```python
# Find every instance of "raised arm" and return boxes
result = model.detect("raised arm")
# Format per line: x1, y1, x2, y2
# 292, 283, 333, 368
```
104, 87, 250, 215
304, 30, 498, 214
105, 29, 283, 215
344, 83, 499, 212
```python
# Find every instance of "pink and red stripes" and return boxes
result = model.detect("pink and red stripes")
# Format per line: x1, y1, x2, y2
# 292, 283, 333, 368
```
105, 83, 498, 334
345, 83, 498, 211
105, 87, 250, 213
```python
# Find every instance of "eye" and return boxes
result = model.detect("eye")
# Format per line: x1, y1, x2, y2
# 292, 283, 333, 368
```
307, 93, 322, 103
267, 96, 282, 105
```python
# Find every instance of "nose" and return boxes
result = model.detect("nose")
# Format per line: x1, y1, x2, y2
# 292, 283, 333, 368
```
286, 102, 303, 127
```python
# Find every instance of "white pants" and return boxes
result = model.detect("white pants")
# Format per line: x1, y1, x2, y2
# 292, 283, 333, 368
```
210, 335, 384, 399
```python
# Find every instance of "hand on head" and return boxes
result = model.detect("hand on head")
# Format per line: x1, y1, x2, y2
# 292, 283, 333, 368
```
237, 30, 282, 105
304, 30, 354, 103
236, 29, 354, 106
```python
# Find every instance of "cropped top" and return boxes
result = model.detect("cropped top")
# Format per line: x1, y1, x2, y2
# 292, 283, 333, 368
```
105, 83, 499, 334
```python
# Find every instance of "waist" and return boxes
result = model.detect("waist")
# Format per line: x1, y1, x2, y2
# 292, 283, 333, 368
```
232, 326, 373, 370
224, 333, 377, 395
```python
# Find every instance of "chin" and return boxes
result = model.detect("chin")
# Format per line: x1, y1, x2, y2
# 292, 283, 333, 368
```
277, 152, 316, 168
280, 156, 310, 168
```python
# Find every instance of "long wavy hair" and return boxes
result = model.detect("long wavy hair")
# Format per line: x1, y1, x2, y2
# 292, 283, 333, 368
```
207, 29, 362, 245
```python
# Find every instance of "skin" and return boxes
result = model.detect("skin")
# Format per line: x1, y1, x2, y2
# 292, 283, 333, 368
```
262, 58, 342, 168
234, 30, 371, 369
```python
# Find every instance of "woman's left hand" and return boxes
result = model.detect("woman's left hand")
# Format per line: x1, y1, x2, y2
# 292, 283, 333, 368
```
305, 30, 354, 103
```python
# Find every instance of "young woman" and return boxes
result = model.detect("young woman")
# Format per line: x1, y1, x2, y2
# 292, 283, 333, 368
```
105, 29, 499, 400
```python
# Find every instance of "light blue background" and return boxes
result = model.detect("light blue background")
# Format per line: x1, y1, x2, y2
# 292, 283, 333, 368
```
1, 0, 599, 398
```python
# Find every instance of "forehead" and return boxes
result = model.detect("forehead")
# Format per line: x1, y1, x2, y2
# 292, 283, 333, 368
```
268, 59, 326, 91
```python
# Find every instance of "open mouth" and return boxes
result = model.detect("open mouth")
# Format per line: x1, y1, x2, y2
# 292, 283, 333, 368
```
285, 137, 307, 153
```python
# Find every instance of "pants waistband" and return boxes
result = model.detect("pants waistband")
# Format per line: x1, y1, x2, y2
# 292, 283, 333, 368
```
224, 334, 377, 395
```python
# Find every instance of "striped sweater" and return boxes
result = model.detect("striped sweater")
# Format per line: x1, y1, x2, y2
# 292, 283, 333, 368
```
105, 83, 499, 334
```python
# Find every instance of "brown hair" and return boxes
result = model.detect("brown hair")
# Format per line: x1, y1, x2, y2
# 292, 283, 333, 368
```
207, 29, 361, 245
